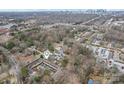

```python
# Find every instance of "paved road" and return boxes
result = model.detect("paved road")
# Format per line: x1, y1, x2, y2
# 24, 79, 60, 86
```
81, 15, 101, 25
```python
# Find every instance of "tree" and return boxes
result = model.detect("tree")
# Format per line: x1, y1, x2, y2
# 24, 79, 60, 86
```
61, 58, 68, 67
19, 33, 26, 41
5, 42, 15, 50
78, 46, 92, 57
40, 54, 44, 58
26, 38, 34, 47
44, 69, 50, 76
47, 42, 54, 52
20, 67, 29, 78
33, 76, 41, 83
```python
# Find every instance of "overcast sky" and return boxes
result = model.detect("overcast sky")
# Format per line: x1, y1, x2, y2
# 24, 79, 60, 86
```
0, 0, 124, 10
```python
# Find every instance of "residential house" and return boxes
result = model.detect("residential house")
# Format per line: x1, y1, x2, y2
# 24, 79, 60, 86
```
107, 59, 114, 68
0, 28, 9, 35
114, 61, 124, 73
43, 50, 52, 59
53, 47, 64, 60
92, 39, 101, 46
96, 34, 103, 40
98, 47, 110, 60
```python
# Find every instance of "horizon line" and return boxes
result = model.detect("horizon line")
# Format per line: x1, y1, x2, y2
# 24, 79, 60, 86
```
0, 9, 124, 12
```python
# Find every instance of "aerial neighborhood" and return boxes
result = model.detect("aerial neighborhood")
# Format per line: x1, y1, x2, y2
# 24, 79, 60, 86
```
0, 10, 124, 84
